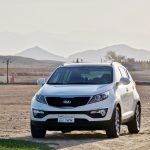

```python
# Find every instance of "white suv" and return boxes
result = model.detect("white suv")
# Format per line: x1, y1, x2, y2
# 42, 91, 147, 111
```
31, 62, 141, 138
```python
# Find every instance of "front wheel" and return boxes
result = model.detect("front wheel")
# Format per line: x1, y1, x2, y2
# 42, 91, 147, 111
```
31, 122, 46, 138
106, 106, 121, 138
127, 103, 141, 133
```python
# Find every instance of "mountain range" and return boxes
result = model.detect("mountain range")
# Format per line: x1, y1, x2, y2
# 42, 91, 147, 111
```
68, 44, 150, 62
15, 44, 150, 62
16, 46, 65, 61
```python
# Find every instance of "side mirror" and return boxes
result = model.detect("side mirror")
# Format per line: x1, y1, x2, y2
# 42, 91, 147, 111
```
119, 77, 130, 85
37, 78, 46, 86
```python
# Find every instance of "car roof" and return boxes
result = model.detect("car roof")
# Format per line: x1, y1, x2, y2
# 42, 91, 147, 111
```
61, 62, 121, 67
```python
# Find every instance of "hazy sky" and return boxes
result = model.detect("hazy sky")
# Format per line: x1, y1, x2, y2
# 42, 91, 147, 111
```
0, 0, 150, 56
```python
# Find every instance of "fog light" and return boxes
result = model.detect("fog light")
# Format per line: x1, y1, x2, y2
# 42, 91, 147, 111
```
33, 109, 45, 118
98, 109, 106, 117
90, 109, 107, 118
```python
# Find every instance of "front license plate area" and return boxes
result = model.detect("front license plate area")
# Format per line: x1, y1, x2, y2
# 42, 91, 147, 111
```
58, 115, 75, 123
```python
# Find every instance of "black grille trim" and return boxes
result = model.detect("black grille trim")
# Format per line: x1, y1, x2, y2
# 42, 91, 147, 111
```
46, 97, 90, 107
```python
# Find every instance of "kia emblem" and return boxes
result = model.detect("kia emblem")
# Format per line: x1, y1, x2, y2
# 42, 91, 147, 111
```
63, 100, 71, 104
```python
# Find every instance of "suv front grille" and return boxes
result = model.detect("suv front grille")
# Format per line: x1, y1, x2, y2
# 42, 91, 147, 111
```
45, 97, 90, 107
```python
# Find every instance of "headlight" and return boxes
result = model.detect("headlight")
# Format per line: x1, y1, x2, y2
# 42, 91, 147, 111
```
35, 95, 46, 104
88, 91, 109, 104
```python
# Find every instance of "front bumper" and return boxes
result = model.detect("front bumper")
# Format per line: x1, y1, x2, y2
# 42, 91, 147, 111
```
31, 108, 114, 131
31, 118, 112, 130
32, 108, 108, 119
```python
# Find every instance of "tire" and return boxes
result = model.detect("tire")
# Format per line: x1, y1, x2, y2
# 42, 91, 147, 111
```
31, 122, 46, 138
106, 106, 121, 138
127, 103, 141, 134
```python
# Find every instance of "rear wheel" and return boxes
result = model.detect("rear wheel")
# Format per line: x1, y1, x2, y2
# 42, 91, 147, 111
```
128, 103, 141, 133
106, 106, 121, 138
31, 122, 46, 138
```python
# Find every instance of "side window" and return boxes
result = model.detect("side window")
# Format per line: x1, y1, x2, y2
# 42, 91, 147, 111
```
125, 70, 131, 79
116, 67, 122, 82
126, 70, 133, 80
119, 67, 129, 79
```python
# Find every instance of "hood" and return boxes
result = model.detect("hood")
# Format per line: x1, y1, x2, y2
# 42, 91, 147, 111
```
37, 83, 114, 96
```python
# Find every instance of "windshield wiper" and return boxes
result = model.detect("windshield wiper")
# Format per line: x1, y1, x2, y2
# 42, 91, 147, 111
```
66, 82, 93, 84
47, 83, 63, 85
48, 82, 103, 85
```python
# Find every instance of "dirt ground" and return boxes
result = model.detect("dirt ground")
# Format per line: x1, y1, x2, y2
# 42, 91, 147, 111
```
0, 84, 150, 150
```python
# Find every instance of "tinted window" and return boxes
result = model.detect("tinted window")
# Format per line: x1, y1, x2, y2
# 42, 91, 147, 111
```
47, 66, 113, 85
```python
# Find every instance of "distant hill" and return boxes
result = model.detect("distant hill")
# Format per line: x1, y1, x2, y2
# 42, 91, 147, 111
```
68, 44, 150, 62
0, 56, 63, 68
16, 46, 66, 61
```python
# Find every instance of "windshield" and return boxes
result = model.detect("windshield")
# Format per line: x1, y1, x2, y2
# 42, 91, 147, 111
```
47, 66, 113, 85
